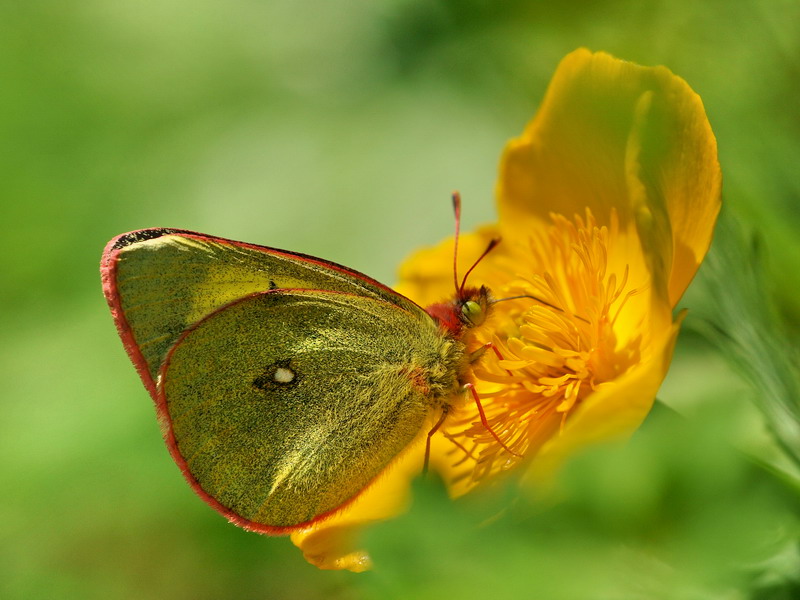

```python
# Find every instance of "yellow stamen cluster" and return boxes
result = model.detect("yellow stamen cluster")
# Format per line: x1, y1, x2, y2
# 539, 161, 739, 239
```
446, 210, 643, 484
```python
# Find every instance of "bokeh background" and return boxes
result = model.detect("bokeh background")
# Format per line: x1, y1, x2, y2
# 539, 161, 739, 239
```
2, 1, 799, 598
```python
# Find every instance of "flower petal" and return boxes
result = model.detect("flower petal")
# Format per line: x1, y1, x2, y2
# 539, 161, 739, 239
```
524, 305, 683, 485
498, 48, 721, 306
289, 437, 426, 572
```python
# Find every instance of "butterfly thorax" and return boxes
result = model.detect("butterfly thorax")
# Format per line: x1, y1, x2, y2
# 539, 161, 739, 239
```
418, 285, 493, 407
414, 335, 469, 405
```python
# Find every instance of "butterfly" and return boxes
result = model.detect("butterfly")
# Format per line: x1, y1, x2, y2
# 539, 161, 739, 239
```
101, 193, 516, 533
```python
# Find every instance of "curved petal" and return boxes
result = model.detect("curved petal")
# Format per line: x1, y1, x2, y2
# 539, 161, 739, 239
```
498, 48, 721, 306
290, 437, 426, 572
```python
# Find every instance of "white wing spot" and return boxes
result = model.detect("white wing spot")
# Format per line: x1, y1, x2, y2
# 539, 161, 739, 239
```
273, 367, 295, 383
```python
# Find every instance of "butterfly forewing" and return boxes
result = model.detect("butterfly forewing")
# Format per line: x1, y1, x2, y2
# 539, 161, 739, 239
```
102, 229, 426, 387
159, 289, 463, 529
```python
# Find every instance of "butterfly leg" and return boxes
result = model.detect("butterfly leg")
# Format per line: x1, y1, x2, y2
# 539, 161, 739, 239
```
464, 383, 522, 458
423, 406, 450, 474
469, 342, 513, 377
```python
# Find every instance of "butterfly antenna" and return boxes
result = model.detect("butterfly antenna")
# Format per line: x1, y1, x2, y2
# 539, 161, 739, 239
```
451, 191, 462, 296
493, 294, 590, 324
452, 191, 501, 296
460, 237, 500, 295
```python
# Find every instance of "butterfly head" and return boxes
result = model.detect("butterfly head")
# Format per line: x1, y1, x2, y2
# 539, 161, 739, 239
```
424, 192, 499, 336
458, 285, 491, 328
426, 285, 492, 336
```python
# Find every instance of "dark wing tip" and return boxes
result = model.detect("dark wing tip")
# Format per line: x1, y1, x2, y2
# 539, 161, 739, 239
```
109, 228, 195, 251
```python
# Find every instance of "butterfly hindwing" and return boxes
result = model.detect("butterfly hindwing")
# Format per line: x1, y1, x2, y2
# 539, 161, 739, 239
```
159, 289, 462, 530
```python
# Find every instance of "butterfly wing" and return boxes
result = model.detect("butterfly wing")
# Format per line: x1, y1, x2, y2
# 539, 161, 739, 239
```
101, 229, 426, 395
158, 289, 459, 531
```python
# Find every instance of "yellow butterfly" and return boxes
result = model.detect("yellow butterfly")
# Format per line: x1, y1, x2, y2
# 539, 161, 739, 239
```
101, 195, 515, 533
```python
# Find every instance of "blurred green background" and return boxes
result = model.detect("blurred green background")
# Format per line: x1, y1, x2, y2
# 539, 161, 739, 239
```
2, 1, 799, 598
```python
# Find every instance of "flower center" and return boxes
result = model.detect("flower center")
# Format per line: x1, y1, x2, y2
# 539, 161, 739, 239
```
445, 209, 644, 482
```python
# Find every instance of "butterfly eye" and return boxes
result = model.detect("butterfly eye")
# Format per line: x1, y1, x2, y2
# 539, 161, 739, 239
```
461, 300, 485, 326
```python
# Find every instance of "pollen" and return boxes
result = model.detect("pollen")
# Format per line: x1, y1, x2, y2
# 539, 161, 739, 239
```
446, 209, 645, 483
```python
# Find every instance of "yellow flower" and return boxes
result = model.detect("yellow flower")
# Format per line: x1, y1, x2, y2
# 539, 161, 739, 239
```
290, 48, 721, 571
